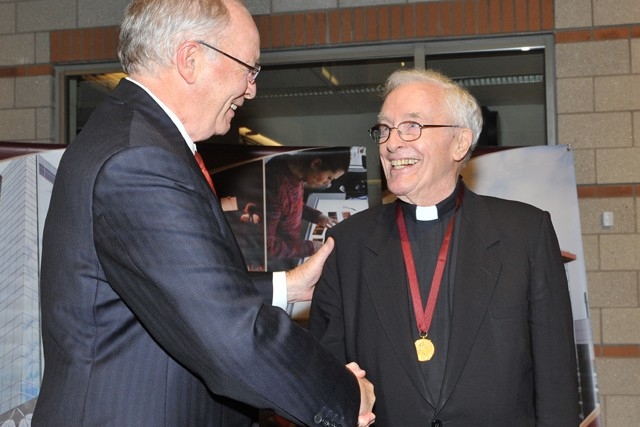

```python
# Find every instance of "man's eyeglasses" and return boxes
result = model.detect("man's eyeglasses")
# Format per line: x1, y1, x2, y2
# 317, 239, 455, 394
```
368, 121, 461, 144
197, 40, 261, 83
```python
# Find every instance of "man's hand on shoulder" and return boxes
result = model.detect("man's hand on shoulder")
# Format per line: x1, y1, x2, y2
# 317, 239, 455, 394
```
285, 237, 334, 302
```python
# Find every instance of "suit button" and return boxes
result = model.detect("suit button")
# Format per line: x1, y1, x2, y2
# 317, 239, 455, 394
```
431, 420, 443, 427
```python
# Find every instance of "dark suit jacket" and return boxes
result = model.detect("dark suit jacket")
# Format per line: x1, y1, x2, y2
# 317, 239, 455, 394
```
33, 79, 359, 427
309, 186, 580, 427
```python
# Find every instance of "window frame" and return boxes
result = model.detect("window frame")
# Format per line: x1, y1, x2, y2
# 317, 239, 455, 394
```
55, 34, 556, 146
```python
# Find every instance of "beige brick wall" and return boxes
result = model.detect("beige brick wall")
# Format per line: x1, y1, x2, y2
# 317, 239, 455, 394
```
558, 0, 640, 424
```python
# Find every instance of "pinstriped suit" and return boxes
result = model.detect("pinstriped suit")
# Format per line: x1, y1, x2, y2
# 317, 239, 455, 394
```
33, 79, 359, 427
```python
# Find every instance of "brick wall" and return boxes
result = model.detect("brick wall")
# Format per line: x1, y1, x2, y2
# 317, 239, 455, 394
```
40, 0, 557, 62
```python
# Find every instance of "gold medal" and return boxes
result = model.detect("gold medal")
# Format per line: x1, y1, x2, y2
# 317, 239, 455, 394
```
396, 194, 462, 365
415, 336, 435, 362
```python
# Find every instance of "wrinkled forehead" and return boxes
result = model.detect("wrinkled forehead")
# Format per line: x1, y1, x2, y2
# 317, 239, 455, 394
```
380, 82, 448, 121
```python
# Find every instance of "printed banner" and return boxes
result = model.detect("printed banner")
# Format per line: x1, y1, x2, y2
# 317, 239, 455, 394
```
464, 145, 600, 427
0, 147, 64, 426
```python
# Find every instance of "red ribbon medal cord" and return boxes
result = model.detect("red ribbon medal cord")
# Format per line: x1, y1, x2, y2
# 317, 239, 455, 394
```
395, 186, 462, 362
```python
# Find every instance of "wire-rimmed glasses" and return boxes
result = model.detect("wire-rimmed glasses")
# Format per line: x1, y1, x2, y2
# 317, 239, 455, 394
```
368, 121, 461, 144
197, 40, 261, 83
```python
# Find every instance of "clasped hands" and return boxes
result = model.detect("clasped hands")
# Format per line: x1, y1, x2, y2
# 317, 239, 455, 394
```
347, 362, 375, 427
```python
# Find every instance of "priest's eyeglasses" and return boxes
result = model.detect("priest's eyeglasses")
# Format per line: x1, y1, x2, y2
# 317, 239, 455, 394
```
197, 40, 261, 83
368, 121, 461, 144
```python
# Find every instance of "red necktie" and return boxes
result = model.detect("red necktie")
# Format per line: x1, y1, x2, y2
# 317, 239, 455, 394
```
194, 151, 217, 196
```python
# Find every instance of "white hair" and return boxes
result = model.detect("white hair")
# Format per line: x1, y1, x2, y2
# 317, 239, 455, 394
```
118, 0, 231, 75
383, 68, 484, 159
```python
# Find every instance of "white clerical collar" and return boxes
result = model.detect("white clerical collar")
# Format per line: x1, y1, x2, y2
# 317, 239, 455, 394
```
415, 205, 438, 221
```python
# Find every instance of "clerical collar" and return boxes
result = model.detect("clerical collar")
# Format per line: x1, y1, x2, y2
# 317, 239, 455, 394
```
400, 181, 461, 222
416, 205, 438, 221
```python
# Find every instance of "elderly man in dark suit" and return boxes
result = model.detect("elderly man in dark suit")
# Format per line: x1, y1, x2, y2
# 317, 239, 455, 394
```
309, 68, 579, 427
32, 0, 375, 426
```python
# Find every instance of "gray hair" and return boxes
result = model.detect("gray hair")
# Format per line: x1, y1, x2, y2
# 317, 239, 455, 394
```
118, 0, 231, 75
383, 68, 483, 158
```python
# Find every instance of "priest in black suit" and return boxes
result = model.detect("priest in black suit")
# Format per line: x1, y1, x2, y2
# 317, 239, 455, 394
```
309, 68, 579, 427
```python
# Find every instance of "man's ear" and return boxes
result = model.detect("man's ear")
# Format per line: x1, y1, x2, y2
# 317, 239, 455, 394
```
452, 128, 473, 162
176, 41, 200, 84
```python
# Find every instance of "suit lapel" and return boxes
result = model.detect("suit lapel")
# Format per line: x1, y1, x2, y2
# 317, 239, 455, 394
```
437, 190, 502, 411
362, 203, 436, 407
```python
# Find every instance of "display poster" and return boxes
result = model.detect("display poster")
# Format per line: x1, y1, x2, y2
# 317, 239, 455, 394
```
0, 147, 64, 426
0, 143, 599, 427
464, 145, 600, 427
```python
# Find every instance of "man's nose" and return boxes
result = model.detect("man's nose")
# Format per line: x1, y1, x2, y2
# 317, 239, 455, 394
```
245, 80, 257, 99
384, 131, 405, 152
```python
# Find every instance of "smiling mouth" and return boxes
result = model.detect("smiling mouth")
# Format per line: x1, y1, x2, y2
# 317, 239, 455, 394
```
391, 158, 419, 169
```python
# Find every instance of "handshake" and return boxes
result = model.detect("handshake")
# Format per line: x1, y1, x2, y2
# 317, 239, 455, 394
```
347, 362, 376, 427
286, 239, 375, 426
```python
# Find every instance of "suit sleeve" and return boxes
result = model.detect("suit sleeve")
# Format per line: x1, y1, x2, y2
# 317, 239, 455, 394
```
92, 146, 360, 427
248, 271, 274, 303
530, 212, 580, 426
308, 228, 349, 363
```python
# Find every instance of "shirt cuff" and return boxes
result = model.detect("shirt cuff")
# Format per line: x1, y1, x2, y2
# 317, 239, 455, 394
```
272, 271, 287, 310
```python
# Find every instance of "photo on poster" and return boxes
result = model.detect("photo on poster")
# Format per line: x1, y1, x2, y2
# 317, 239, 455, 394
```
207, 145, 369, 277
0, 148, 64, 426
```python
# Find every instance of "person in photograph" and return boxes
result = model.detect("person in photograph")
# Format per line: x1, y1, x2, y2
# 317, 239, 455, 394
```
265, 147, 351, 270
309, 68, 579, 427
